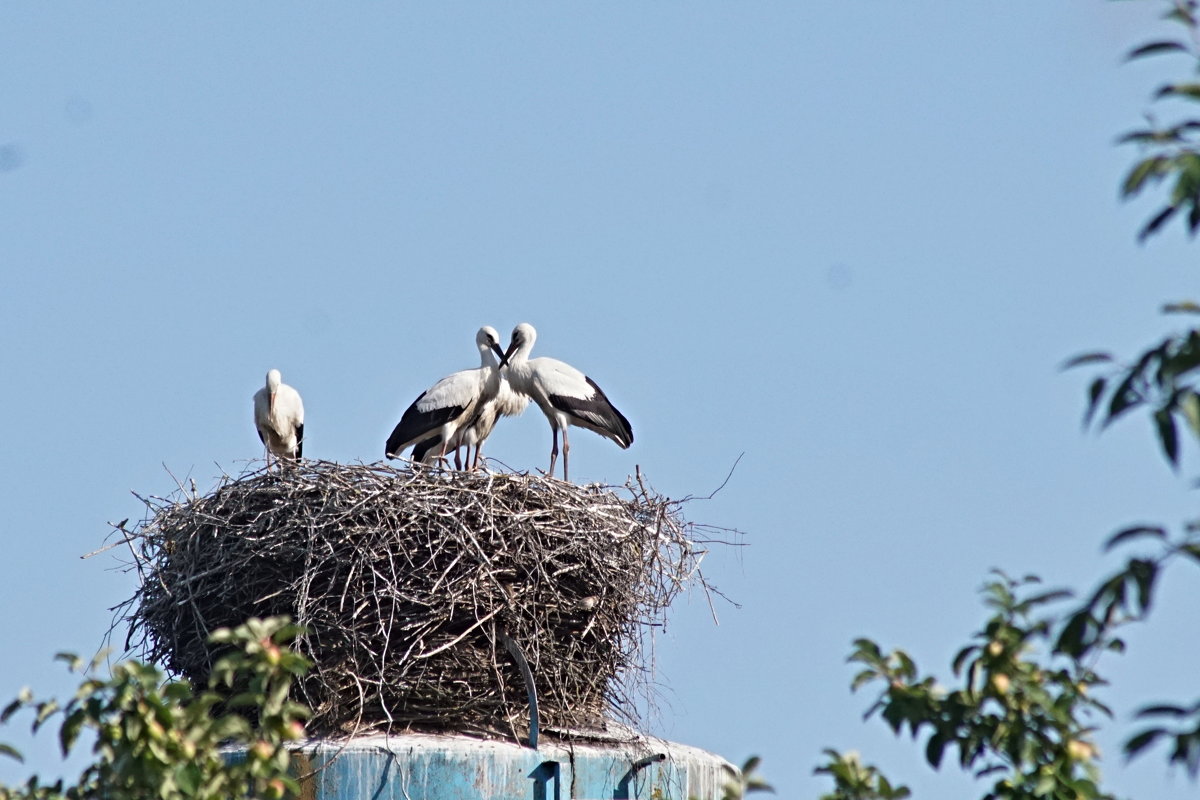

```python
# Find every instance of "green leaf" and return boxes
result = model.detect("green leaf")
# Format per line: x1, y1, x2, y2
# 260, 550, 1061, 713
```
952, 645, 977, 674
1, 696, 26, 724
1116, 129, 1161, 145
1060, 352, 1113, 370
1155, 82, 1200, 101
1054, 611, 1092, 658
1104, 373, 1142, 424
1180, 391, 1200, 438
925, 731, 947, 769
850, 669, 878, 692
1154, 407, 1179, 466
1136, 703, 1189, 718
1123, 156, 1168, 198
0, 743, 23, 763
1127, 40, 1190, 60
1167, 5, 1199, 26
1129, 558, 1158, 613
849, 638, 882, 660
1162, 301, 1200, 314
175, 761, 201, 795
1104, 525, 1167, 551
53, 653, 84, 672
1033, 772, 1057, 796
59, 709, 86, 757
1140, 204, 1179, 242
33, 699, 59, 729
1084, 377, 1107, 428
1020, 589, 1073, 608
1125, 728, 1166, 756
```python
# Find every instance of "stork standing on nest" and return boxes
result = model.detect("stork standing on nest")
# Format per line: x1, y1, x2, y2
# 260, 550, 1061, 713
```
253, 369, 305, 467
411, 372, 528, 470
500, 322, 633, 482
385, 326, 510, 468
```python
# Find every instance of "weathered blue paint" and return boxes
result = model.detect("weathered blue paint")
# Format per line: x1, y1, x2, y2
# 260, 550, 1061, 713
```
234, 733, 734, 800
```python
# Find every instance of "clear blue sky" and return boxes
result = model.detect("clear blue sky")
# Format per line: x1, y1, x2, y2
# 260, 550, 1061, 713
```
2, 2, 1198, 797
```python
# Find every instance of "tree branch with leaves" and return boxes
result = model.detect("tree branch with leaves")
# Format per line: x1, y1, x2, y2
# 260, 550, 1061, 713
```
0, 617, 310, 800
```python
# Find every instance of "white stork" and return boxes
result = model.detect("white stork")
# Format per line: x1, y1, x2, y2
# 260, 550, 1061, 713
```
252, 369, 305, 467
385, 326, 508, 467
410, 376, 528, 470
500, 322, 633, 481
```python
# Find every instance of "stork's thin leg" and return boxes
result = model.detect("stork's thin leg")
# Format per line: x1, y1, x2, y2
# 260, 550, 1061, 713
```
453, 446, 463, 471
548, 427, 559, 478
473, 443, 484, 470
562, 426, 571, 483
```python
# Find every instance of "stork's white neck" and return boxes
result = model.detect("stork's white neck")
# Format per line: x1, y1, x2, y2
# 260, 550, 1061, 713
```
505, 323, 538, 371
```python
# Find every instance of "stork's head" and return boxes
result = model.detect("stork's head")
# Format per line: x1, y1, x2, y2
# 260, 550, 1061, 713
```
476, 326, 506, 364
266, 369, 282, 409
500, 322, 537, 368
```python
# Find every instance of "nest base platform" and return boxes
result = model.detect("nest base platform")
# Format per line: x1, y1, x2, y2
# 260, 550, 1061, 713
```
232, 732, 734, 800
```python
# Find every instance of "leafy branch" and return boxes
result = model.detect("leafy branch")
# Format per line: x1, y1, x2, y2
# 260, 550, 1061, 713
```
1119, 0, 1200, 240
1056, 522, 1200, 777
1065, 306, 1200, 469
845, 574, 1115, 800
0, 617, 310, 800
813, 750, 910, 800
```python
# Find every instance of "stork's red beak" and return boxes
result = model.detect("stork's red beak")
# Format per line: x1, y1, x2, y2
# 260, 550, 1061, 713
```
269, 392, 277, 412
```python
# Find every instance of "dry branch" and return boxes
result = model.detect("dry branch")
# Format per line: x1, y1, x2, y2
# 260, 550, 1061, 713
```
113, 461, 723, 742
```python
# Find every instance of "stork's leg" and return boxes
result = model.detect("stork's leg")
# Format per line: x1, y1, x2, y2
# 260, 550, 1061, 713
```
548, 427, 559, 478
435, 436, 449, 470
453, 446, 463, 471
473, 442, 484, 470
562, 426, 571, 483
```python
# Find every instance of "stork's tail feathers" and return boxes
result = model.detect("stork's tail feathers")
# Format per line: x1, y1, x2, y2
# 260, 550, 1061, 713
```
612, 408, 633, 449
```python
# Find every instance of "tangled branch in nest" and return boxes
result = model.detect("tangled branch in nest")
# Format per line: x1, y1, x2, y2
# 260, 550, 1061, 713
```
112, 461, 730, 742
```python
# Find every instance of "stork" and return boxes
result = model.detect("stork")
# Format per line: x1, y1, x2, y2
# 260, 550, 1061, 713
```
252, 369, 305, 467
499, 322, 633, 481
411, 375, 529, 470
385, 326, 508, 467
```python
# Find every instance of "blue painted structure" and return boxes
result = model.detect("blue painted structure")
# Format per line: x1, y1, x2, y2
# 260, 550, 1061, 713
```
268, 732, 734, 799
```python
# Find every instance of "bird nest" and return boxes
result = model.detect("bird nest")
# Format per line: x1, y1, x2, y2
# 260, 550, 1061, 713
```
111, 461, 726, 741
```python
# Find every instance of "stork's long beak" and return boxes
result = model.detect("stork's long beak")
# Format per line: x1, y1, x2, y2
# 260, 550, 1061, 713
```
498, 340, 517, 369
490, 341, 507, 367
269, 391, 277, 412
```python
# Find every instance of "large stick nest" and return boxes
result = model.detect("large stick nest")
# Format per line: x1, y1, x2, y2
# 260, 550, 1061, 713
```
113, 461, 724, 741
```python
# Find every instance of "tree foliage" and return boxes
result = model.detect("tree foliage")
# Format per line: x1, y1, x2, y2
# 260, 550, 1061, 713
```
1058, 524, 1200, 777
810, 1, 1200, 796
1065, 307, 1200, 471
0, 617, 309, 800
1119, 0, 1200, 240
813, 750, 910, 800
721, 756, 776, 800
847, 575, 1114, 800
